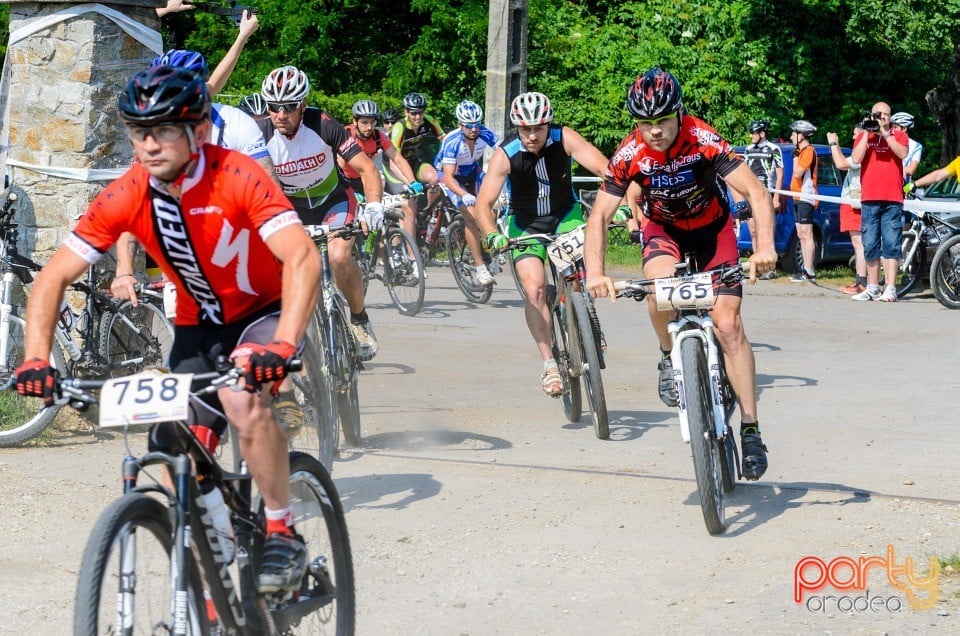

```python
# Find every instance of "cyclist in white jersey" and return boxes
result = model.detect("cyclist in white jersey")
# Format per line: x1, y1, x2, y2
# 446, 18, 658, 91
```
434, 100, 500, 286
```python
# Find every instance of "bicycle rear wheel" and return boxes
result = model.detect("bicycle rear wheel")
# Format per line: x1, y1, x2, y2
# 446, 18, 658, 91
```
547, 284, 581, 422
269, 452, 355, 635
284, 308, 340, 471
97, 299, 175, 376
0, 315, 66, 446
570, 292, 608, 439
383, 227, 426, 316
331, 310, 362, 446
930, 233, 960, 309
446, 215, 493, 304
896, 233, 926, 297
680, 337, 725, 535
74, 493, 208, 635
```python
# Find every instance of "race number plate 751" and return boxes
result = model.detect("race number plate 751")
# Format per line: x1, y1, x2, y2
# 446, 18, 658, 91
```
654, 272, 715, 311
99, 372, 193, 428
546, 225, 586, 269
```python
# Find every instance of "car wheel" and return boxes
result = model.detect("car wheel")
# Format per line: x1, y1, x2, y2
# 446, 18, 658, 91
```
784, 231, 822, 274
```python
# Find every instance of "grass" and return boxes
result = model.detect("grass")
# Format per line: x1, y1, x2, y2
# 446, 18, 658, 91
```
0, 387, 36, 427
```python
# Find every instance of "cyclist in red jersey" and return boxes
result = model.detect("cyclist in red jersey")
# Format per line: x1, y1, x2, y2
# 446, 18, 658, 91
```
14, 67, 320, 594
584, 68, 777, 481
341, 99, 423, 251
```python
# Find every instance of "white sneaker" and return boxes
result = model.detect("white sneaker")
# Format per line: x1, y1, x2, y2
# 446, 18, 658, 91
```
877, 285, 898, 302
475, 265, 494, 286
349, 320, 378, 361
851, 286, 881, 301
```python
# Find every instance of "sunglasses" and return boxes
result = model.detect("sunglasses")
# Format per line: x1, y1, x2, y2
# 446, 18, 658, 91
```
267, 101, 301, 114
460, 122, 480, 130
635, 112, 677, 127
406, 109, 425, 116
126, 124, 186, 143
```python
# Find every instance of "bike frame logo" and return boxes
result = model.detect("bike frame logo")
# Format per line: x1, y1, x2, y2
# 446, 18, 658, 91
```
795, 545, 939, 612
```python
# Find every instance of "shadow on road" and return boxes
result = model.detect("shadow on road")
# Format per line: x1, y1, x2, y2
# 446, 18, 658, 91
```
359, 428, 511, 453
682, 480, 872, 537
575, 409, 671, 441
335, 472, 442, 512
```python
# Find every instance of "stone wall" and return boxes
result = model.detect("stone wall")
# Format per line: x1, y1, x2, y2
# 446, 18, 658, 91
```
2, 1, 162, 261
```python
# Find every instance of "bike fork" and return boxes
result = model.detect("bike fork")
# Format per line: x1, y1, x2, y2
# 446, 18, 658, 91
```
669, 318, 726, 445
0, 272, 13, 378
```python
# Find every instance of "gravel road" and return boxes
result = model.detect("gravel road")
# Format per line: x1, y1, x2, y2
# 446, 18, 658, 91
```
1, 266, 958, 634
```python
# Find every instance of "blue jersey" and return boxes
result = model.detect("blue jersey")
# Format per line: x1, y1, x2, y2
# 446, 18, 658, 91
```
434, 126, 499, 179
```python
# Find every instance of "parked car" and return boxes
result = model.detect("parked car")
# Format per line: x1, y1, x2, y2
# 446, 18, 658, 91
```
734, 143, 853, 273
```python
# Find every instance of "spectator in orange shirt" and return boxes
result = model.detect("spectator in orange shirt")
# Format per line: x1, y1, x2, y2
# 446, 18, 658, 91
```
788, 120, 818, 282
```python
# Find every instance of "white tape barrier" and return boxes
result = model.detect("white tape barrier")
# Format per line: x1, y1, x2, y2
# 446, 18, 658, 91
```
769, 188, 960, 215
1, 4, 162, 182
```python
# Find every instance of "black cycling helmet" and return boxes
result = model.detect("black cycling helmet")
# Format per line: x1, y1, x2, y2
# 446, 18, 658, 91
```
237, 93, 267, 117
118, 66, 210, 126
626, 68, 683, 119
748, 119, 770, 134
382, 108, 401, 124
402, 92, 428, 110
352, 99, 380, 119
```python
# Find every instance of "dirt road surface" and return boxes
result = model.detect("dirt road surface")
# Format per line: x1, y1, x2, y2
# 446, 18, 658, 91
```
2, 267, 958, 634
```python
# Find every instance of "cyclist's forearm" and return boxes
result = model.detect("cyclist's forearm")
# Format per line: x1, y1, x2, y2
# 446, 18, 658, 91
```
24, 248, 89, 359
115, 232, 138, 275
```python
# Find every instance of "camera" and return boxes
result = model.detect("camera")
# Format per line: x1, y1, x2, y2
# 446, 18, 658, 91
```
860, 110, 881, 132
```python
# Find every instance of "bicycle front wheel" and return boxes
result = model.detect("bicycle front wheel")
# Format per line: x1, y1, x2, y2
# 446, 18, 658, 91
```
446, 215, 493, 304
547, 284, 581, 422
271, 452, 355, 635
571, 292, 608, 439
0, 315, 66, 446
284, 308, 339, 471
331, 310, 362, 446
680, 337, 726, 535
74, 493, 208, 635
97, 300, 175, 376
896, 233, 926, 297
930, 233, 960, 309
383, 227, 426, 316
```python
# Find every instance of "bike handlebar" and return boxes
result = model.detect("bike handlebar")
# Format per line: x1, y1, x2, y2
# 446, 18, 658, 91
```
613, 263, 744, 300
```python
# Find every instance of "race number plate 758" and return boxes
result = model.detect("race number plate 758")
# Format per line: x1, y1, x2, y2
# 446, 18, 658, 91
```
99, 372, 193, 428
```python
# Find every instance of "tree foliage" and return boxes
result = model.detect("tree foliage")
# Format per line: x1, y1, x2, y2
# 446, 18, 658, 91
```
2, 1, 959, 167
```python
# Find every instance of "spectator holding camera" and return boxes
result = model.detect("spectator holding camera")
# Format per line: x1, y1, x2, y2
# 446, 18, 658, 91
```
849, 102, 908, 302
788, 119, 818, 282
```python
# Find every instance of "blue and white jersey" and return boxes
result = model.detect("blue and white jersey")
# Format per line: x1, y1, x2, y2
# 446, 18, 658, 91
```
433, 126, 499, 178
210, 103, 270, 160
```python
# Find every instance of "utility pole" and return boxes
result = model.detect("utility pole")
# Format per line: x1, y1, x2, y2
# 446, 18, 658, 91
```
485, 0, 528, 142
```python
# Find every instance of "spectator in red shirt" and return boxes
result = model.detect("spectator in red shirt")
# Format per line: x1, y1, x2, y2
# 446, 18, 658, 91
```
849, 102, 908, 302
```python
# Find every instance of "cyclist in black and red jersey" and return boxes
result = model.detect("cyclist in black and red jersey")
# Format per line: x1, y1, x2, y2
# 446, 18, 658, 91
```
584, 67, 777, 481
14, 66, 320, 594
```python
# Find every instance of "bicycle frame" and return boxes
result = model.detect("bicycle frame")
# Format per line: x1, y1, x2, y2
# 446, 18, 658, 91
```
668, 314, 732, 444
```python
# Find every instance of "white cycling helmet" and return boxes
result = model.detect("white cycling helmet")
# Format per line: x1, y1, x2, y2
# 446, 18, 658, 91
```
455, 100, 483, 125
789, 119, 817, 136
261, 66, 310, 103
509, 92, 553, 126
352, 99, 380, 119
890, 112, 914, 129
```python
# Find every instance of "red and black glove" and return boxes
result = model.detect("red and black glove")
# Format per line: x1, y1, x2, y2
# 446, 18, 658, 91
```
14, 357, 59, 407
232, 340, 298, 393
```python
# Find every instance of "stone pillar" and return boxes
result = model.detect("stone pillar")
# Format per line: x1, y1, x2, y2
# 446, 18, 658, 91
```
0, 0, 163, 260
484, 0, 527, 142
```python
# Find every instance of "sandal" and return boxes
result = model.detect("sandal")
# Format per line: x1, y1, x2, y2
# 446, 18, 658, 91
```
540, 366, 563, 397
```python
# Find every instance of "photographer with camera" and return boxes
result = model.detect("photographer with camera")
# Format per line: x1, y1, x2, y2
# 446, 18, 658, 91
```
849, 102, 908, 302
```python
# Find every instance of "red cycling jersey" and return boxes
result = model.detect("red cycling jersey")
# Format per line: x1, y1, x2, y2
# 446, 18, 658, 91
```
66, 145, 300, 326
341, 124, 396, 180
601, 114, 742, 231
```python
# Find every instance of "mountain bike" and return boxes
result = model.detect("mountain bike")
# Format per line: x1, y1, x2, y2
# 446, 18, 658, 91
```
445, 212, 508, 304
897, 210, 960, 297
60, 365, 355, 635
353, 194, 426, 316
508, 226, 609, 439
929, 227, 960, 309
0, 189, 174, 446
613, 260, 744, 535
413, 185, 460, 265
304, 223, 363, 448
